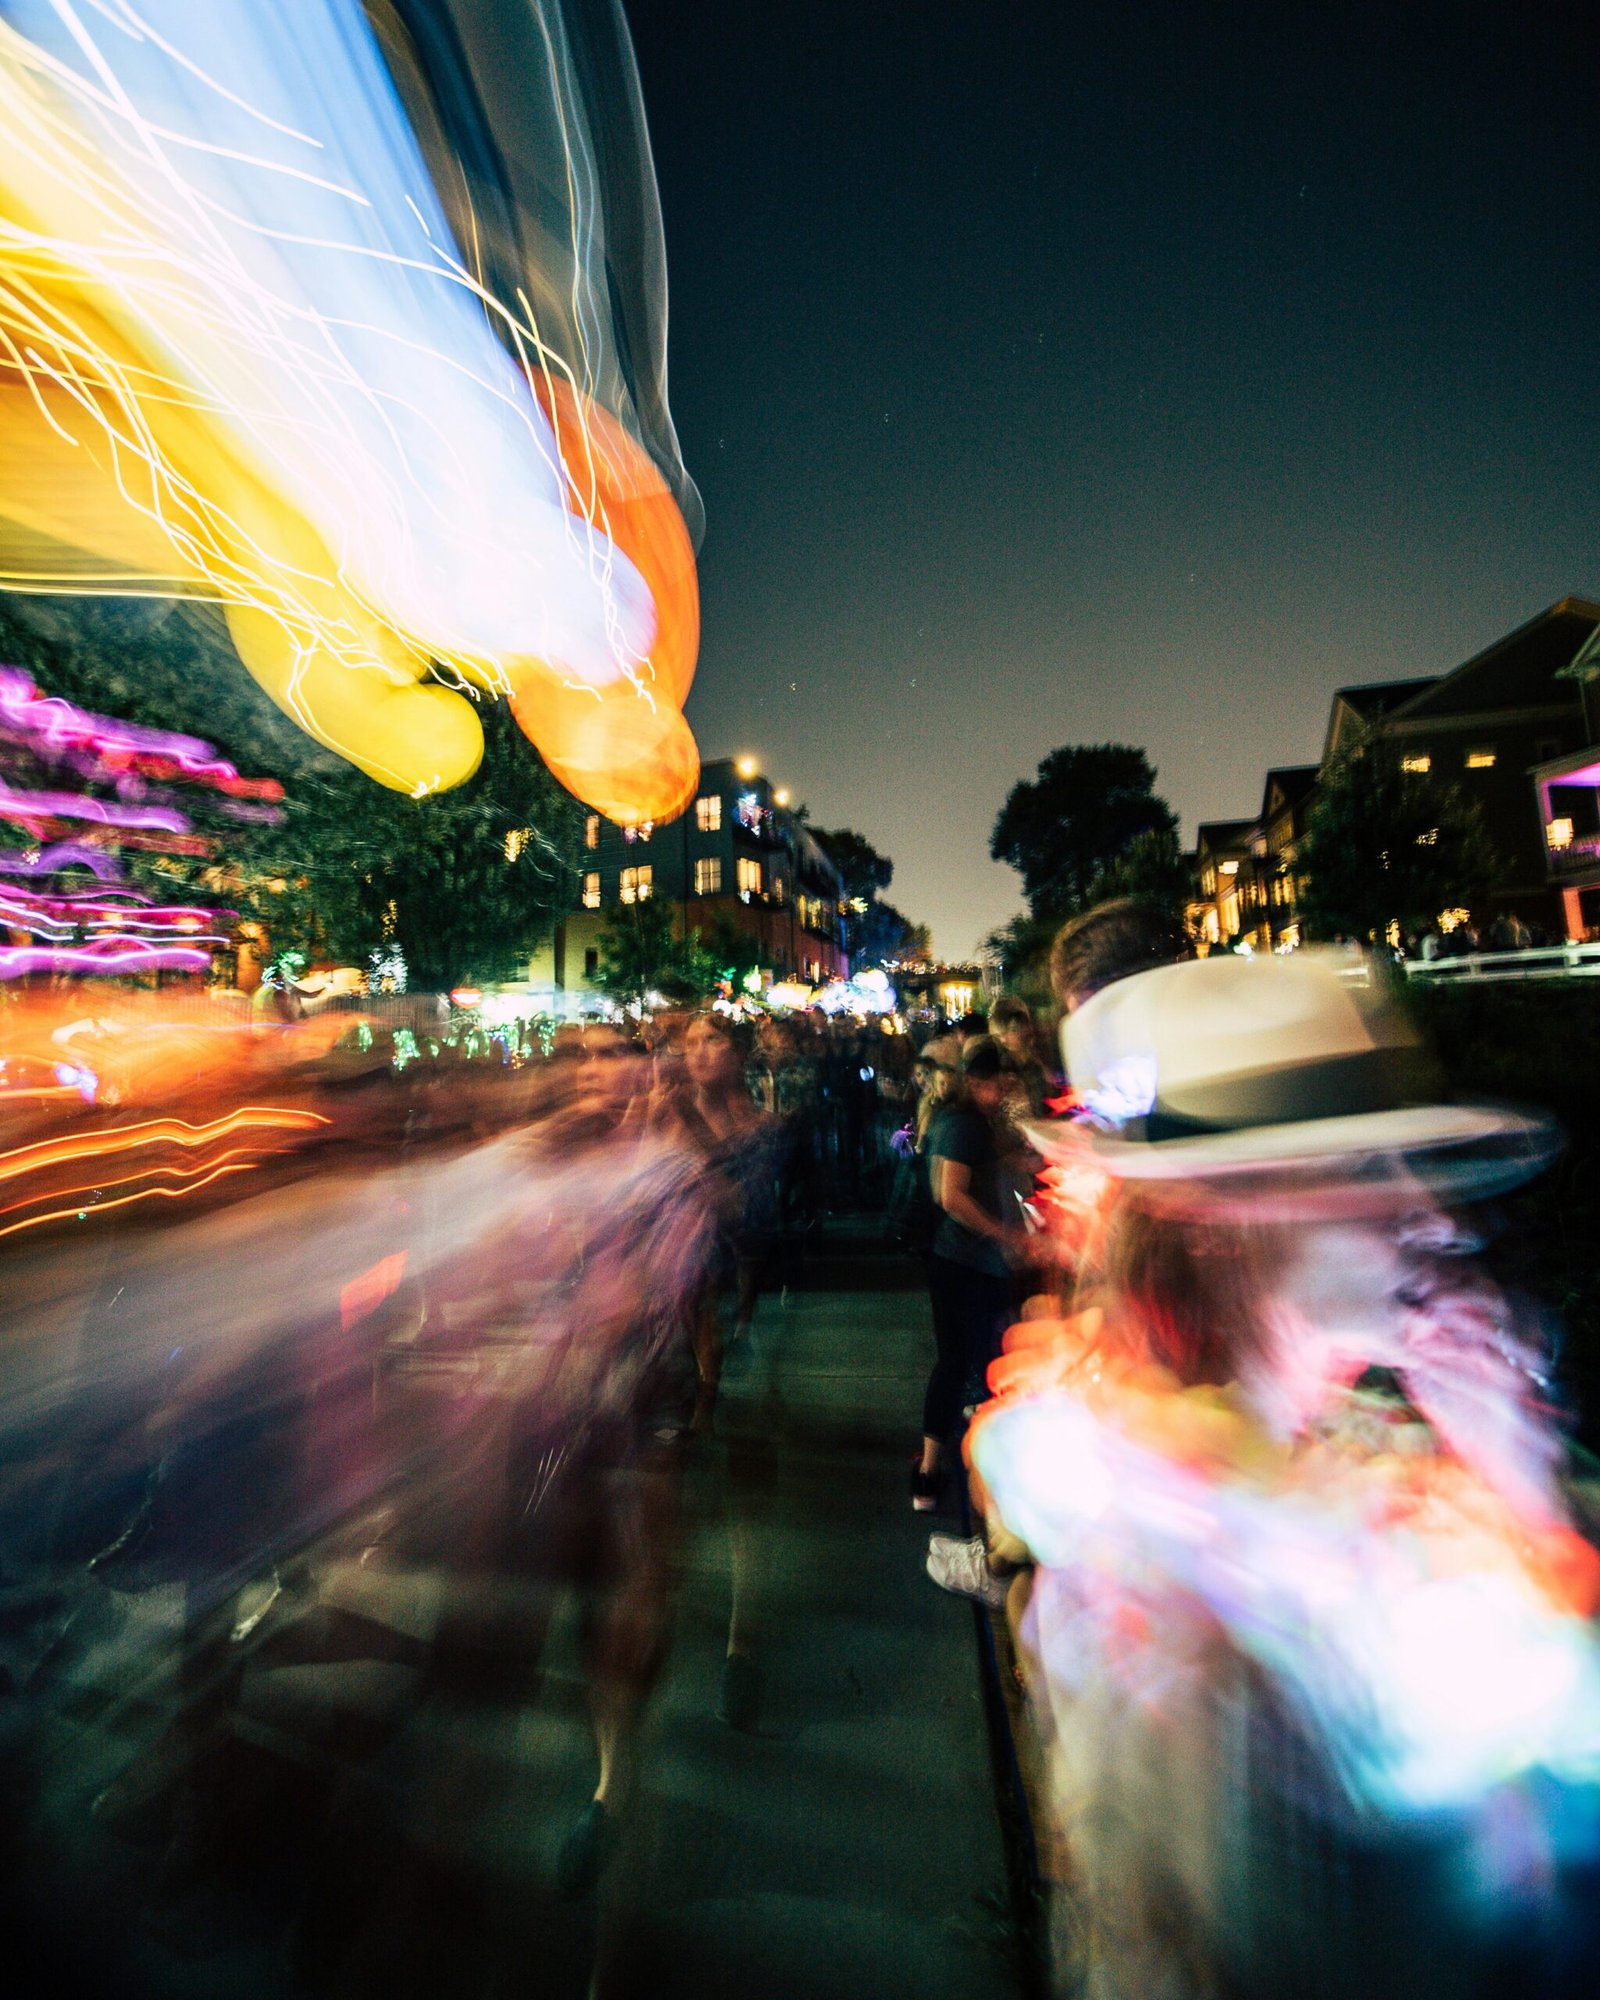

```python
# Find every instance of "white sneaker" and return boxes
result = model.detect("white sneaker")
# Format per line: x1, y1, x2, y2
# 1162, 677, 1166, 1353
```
926, 1534, 1008, 1611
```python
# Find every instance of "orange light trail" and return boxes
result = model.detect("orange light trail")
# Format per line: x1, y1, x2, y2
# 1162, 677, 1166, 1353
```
0, 1103, 329, 1185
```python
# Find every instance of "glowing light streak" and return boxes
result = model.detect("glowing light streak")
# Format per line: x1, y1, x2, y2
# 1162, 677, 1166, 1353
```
0, 776, 188, 830
0, 1152, 264, 1238
0, 1134, 305, 1218
0, 663, 281, 794
0, 0, 701, 817
0, 1101, 328, 1185
0, 941, 210, 975
0, 840, 123, 876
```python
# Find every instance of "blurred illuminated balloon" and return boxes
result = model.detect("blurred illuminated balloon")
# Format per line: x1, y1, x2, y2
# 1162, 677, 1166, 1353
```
0, 0, 700, 819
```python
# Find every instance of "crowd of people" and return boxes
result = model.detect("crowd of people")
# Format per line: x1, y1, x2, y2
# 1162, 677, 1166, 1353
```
0, 996, 893, 1989
2, 928, 1598, 1996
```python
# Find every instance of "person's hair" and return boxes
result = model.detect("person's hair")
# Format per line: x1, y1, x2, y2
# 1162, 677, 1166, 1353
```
1090, 1199, 1287, 1388
1050, 899, 1191, 1010
915, 1062, 957, 1146
960, 1033, 1017, 1082
988, 994, 1033, 1033
954, 1011, 987, 1041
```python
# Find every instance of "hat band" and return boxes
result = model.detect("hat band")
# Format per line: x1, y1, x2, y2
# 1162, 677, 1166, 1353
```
1141, 1045, 1427, 1144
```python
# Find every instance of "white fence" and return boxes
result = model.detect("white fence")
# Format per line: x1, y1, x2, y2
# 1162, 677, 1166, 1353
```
1403, 941, 1600, 983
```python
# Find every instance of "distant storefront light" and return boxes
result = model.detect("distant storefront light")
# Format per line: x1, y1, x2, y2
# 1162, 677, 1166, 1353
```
1547, 817, 1575, 851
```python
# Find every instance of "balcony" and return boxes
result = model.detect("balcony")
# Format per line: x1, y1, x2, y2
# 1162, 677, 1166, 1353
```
1547, 832, 1600, 880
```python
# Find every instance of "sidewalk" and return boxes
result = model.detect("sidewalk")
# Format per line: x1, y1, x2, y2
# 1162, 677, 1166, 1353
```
8, 1256, 1025, 1998
608, 1280, 1025, 1998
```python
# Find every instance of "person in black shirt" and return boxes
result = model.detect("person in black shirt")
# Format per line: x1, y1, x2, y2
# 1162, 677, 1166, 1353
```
911, 1036, 1039, 1510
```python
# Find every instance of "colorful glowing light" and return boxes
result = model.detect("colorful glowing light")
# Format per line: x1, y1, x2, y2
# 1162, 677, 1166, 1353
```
0, 1, 700, 821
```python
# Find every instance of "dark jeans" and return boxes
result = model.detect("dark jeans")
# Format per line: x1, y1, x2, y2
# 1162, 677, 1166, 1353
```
922, 1254, 1018, 1442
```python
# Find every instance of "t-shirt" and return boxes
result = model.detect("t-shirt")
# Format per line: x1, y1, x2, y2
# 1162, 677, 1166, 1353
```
927, 1105, 1010, 1276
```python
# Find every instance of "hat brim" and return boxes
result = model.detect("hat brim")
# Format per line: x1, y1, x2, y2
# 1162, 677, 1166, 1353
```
1023, 1100, 1559, 1200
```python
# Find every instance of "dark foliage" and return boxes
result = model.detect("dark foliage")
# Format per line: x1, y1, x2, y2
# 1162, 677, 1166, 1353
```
0, 595, 584, 990
991, 744, 1177, 925
1297, 749, 1502, 943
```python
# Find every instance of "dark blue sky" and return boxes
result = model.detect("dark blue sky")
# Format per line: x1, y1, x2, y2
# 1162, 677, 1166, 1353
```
625, 1, 1600, 958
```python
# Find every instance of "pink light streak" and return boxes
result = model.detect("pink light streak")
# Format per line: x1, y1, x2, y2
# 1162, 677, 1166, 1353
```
0, 943, 212, 979
0, 781, 191, 834
0, 668, 283, 801
0, 843, 127, 881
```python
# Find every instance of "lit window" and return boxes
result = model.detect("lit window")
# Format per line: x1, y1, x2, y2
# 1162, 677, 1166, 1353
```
694, 856, 722, 895
581, 871, 600, 909
1465, 749, 1496, 770
771, 874, 787, 903
620, 865, 653, 903
1547, 818, 1575, 851
504, 828, 528, 862
1401, 753, 1431, 775
695, 795, 721, 832
737, 856, 762, 897
584, 814, 600, 850
1219, 859, 1239, 877
1416, 827, 1438, 847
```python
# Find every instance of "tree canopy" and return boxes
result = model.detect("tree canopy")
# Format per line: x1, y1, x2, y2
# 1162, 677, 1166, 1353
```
810, 826, 893, 901
592, 897, 713, 1008
0, 594, 584, 990
809, 824, 930, 968
991, 743, 1177, 924
1296, 749, 1503, 942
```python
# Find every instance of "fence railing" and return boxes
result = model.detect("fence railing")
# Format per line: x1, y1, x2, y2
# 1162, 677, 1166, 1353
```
1403, 942, 1600, 983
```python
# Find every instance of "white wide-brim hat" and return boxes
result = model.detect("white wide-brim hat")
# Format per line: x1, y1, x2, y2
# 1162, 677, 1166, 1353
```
1028, 949, 1557, 1199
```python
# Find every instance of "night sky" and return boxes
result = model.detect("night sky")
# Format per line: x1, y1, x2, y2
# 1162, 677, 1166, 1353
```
623, 1, 1600, 960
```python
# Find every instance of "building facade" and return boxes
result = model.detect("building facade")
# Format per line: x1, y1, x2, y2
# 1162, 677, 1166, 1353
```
1188, 598, 1600, 949
530, 755, 850, 1001
1347, 598, 1599, 937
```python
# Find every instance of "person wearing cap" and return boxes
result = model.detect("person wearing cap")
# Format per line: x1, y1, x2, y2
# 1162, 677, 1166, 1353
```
967, 949, 1598, 1998
910, 1034, 1044, 1511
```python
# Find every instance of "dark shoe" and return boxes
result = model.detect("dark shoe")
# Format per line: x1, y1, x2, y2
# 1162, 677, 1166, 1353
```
717, 1653, 762, 1733
554, 1798, 616, 1900
910, 1459, 940, 1512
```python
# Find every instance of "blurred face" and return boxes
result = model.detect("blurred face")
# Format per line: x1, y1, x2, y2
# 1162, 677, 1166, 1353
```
685, 1018, 740, 1089
967, 1072, 1008, 1116
1262, 1190, 1475, 1424
993, 1016, 1032, 1061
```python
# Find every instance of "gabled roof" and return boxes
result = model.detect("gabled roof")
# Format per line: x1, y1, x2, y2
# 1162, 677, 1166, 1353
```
1194, 818, 1256, 856
1382, 596, 1600, 725
1259, 764, 1318, 821
1332, 678, 1441, 720
1322, 678, 1441, 763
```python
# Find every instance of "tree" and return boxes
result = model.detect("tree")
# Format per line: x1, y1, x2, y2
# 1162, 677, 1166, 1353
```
263, 701, 583, 991
809, 826, 893, 902
1296, 749, 1504, 942
0, 593, 585, 990
1083, 826, 1193, 932
992, 744, 1177, 924
858, 898, 928, 968
592, 896, 714, 1007
808, 825, 929, 967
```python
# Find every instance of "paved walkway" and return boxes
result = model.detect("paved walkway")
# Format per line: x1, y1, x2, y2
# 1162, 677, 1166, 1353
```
611, 1283, 1022, 1998
8, 1264, 1022, 2000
